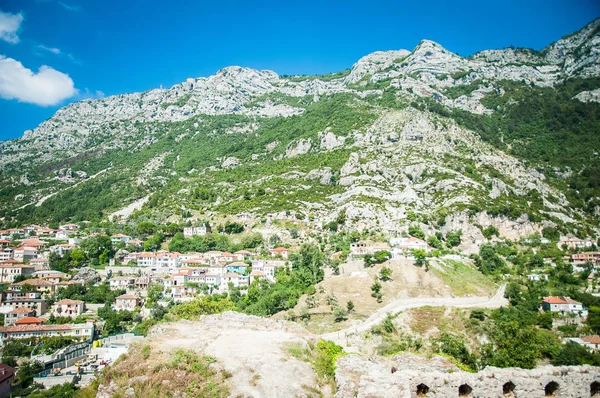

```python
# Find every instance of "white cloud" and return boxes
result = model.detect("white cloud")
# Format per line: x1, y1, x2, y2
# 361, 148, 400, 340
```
0, 10, 24, 44
38, 44, 61, 55
0, 55, 77, 106
58, 2, 81, 12
80, 88, 104, 99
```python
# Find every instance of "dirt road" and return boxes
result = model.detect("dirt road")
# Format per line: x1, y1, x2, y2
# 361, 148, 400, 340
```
321, 284, 507, 346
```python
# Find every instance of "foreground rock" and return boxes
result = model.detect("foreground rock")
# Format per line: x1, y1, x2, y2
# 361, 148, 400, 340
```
335, 353, 600, 398
95, 312, 330, 398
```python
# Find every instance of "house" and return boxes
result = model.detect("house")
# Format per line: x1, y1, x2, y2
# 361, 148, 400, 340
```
183, 225, 211, 238
0, 321, 94, 344
33, 270, 67, 283
203, 251, 223, 260
155, 252, 180, 268
220, 273, 248, 289
205, 273, 221, 287
208, 264, 227, 277
249, 270, 266, 284
391, 237, 429, 252
270, 247, 290, 259
0, 364, 15, 397
137, 252, 156, 267
51, 244, 76, 256
10, 279, 55, 294
54, 230, 71, 240
570, 335, 600, 351
227, 262, 248, 274
29, 258, 50, 271
21, 239, 45, 249
109, 276, 136, 290
54, 299, 85, 318
15, 317, 44, 326
128, 239, 144, 247
570, 252, 600, 265
4, 307, 35, 326
111, 234, 132, 244
59, 223, 79, 231
0, 240, 9, 248
13, 246, 37, 261
559, 237, 596, 250
349, 242, 369, 256
113, 294, 140, 311
0, 248, 13, 262
0, 293, 48, 316
170, 286, 198, 302
0, 263, 34, 283
217, 252, 235, 263
527, 274, 549, 281
234, 250, 253, 261
542, 296, 585, 315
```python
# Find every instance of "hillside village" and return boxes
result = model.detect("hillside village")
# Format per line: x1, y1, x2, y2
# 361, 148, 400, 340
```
0, 213, 598, 394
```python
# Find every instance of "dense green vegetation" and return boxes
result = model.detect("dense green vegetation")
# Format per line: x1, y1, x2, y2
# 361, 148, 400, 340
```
425, 77, 600, 220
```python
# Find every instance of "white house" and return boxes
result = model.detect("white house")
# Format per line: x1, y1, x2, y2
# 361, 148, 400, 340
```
542, 296, 586, 315
183, 226, 210, 238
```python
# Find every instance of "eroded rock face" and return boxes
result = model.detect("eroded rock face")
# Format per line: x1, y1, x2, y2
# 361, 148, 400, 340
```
335, 353, 600, 398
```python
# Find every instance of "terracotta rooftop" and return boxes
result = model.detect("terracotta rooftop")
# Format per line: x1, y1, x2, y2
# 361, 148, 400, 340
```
56, 299, 84, 305
0, 324, 72, 333
15, 317, 45, 325
582, 335, 600, 345
8, 307, 33, 314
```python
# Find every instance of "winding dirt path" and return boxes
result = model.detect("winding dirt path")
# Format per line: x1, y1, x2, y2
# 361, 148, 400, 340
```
321, 284, 507, 346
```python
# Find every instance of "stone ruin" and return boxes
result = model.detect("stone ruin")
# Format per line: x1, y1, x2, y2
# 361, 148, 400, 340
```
335, 353, 600, 398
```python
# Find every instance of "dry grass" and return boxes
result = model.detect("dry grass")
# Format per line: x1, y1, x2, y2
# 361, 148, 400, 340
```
82, 343, 231, 397
409, 306, 446, 335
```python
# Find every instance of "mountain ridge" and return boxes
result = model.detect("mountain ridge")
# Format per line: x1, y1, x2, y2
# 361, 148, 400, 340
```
0, 18, 599, 242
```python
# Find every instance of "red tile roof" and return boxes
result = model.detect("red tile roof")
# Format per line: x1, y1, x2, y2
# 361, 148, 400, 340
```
15, 317, 45, 325
0, 324, 72, 333
56, 299, 84, 305
542, 296, 582, 305
8, 307, 33, 314
582, 335, 600, 344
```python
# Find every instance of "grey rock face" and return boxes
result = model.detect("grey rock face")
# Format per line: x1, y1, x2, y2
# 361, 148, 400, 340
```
335, 353, 600, 398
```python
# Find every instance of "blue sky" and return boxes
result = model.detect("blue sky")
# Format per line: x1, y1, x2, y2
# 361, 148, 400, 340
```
0, 0, 599, 141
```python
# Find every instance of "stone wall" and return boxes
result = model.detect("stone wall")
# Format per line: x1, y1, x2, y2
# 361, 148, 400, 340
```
335, 353, 600, 398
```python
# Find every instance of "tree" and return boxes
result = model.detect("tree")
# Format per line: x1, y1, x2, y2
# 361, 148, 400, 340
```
346, 300, 354, 312
427, 235, 442, 249
333, 305, 348, 322
587, 306, 600, 334
136, 221, 157, 236
79, 235, 113, 263
413, 249, 428, 268
542, 226, 560, 242
70, 248, 85, 267
446, 230, 462, 247
408, 225, 425, 240
223, 221, 244, 234
379, 266, 392, 281
482, 225, 500, 239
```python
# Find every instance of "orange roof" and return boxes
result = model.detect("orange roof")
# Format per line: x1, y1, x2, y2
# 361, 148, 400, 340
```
56, 299, 84, 305
15, 317, 44, 325
543, 296, 568, 304
0, 324, 72, 333
9, 307, 34, 314
12, 279, 52, 287
271, 247, 289, 252
116, 294, 139, 300
582, 335, 600, 344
